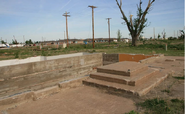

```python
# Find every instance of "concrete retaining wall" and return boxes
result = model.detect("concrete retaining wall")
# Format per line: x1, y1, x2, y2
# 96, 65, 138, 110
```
0, 52, 91, 67
0, 56, 44, 67
103, 54, 119, 65
46, 52, 85, 60
0, 53, 102, 98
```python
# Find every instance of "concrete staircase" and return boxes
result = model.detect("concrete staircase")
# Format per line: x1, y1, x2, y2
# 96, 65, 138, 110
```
83, 61, 168, 96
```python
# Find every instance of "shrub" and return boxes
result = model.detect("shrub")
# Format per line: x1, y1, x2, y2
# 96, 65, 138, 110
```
137, 98, 170, 114
137, 98, 184, 114
14, 51, 19, 58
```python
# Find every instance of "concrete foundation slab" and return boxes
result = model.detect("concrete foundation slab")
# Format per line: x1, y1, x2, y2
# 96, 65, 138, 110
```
90, 68, 159, 86
83, 72, 168, 96
97, 61, 148, 76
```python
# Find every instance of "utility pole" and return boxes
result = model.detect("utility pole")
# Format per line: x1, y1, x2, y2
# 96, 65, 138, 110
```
23, 35, 25, 44
106, 18, 111, 45
64, 31, 65, 43
63, 12, 70, 47
88, 5, 97, 48
153, 27, 155, 39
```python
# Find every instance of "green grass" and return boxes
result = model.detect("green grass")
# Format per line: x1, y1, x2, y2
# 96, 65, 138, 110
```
125, 110, 139, 114
161, 89, 170, 93
136, 98, 184, 114
0, 39, 184, 61
173, 76, 184, 80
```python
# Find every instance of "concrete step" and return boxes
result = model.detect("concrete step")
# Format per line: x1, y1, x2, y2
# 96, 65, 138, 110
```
83, 72, 168, 96
90, 68, 159, 86
97, 61, 148, 77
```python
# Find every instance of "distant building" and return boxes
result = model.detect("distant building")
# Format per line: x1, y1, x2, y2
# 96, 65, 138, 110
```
0, 43, 9, 48
36, 37, 132, 46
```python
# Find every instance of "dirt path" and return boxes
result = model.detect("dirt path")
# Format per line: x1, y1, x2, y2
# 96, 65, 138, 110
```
7, 86, 136, 114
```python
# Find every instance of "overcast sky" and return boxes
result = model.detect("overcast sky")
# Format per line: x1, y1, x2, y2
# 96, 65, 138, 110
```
0, 0, 184, 43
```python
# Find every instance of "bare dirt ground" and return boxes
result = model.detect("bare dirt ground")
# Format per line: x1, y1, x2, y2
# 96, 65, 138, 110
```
6, 86, 136, 114
4, 56, 184, 114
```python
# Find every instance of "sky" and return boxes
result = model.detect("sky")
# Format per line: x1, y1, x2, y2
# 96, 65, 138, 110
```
0, 0, 184, 43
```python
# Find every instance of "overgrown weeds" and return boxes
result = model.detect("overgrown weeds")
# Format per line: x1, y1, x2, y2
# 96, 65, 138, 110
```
125, 110, 139, 114
161, 89, 170, 93
135, 98, 184, 114
173, 76, 184, 80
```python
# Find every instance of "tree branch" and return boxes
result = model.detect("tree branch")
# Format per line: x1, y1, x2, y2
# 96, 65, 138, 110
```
138, 0, 155, 26
115, 0, 132, 33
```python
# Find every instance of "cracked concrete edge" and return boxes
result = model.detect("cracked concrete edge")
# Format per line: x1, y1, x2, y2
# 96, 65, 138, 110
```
139, 54, 164, 64
137, 74, 168, 97
0, 76, 89, 111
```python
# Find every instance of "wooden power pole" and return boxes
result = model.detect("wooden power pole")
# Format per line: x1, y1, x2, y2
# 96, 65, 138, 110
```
23, 35, 25, 43
64, 31, 65, 43
63, 12, 70, 47
106, 18, 111, 45
88, 5, 97, 48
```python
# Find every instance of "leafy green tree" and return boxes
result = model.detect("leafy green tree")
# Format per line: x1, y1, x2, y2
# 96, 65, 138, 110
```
157, 34, 161, 39
115, 0, 155, 46
179, 30, 184, 39
12, 39, 18, 44
35, 41, 39, 44
117, 29, 122, 42
25, 39, 33, 44
1, 40, 6, 44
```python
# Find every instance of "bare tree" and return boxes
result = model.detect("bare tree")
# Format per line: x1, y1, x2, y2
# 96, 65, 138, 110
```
161, 29, 166, 40
115, 0, 155, 46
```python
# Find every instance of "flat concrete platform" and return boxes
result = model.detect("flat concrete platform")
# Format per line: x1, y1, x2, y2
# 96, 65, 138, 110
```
97, 61, 148, 76
6, 86, 136, 114
84, 71, 167, 96
90, 68, 159, 86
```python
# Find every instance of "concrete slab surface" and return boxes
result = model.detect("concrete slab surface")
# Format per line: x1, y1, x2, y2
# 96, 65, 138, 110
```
97, 61, 148, 76
6, 86, 136, 114
147, 56, 184, 74
84, 71, 167, 96
90, 68, 159, 86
